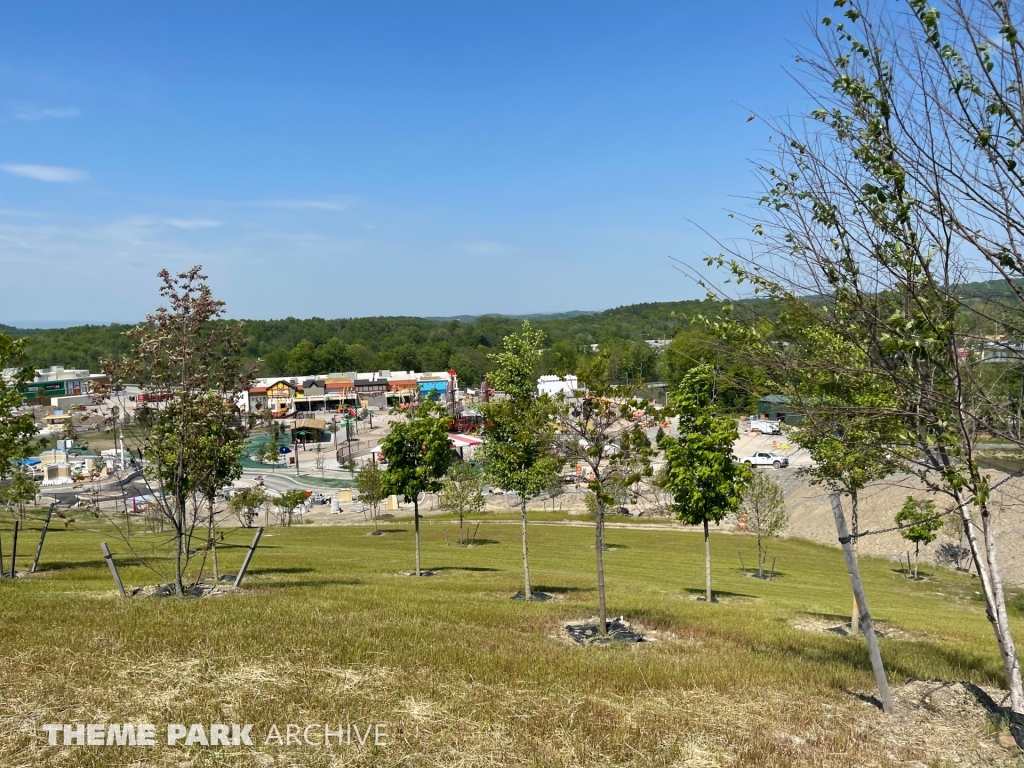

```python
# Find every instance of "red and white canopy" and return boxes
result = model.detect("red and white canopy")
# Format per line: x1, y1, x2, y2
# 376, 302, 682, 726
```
448, 433, 482, 448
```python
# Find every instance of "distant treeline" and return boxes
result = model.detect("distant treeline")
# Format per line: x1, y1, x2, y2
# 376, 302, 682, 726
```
0, 297, 780, 412
11, 278, 1016, 411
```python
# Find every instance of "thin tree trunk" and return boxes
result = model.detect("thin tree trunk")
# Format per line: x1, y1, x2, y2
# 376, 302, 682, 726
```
914, 541, 919, 580
521, 496, 532, 599
596, 495, 607, 632
414, 496, 421, 576
209, 497, 219, 581
459, 513, 464, 546
979, 500, 1024, 716
175, 495, 186, 596
851, 490, 860, 634
704, 517, 712, 603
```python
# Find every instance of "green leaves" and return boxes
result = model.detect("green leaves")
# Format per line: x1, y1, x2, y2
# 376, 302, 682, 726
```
380, 402, 453, 502
0, 332, 36, 481
481, 322, 559, 501
662, 365, 750, 527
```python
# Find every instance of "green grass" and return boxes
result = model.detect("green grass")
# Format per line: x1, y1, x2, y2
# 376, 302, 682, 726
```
0, 513, 1015, 766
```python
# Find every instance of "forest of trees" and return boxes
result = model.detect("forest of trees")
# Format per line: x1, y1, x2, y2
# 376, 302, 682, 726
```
3, 298, 764, 406
7, 279, 1018, 412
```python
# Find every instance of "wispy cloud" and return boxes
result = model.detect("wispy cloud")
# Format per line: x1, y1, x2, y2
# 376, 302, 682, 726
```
0, 164, 88, 183
267, 198, 349, 211
461, 240, 516, 256
164, 218, 221, 230
15, 107, 80, 121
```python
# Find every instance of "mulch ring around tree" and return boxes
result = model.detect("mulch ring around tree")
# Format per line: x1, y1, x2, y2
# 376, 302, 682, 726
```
565, 616, 647, 645
130, 583, 242, 599
791, 614, 928, 641
510, 590, 552, 601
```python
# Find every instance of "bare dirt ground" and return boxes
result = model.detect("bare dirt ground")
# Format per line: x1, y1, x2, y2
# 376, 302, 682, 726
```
779, 468, 1024, 585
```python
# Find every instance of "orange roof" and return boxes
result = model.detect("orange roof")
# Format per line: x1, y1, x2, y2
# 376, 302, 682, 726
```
249, 387, 267, 394
388, 379, 417, 391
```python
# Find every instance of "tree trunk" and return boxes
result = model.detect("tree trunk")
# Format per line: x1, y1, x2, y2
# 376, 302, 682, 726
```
944, 478, 1024, 728
414, 496, 421, 576
704, 517, 712, 603
174, 495, 186, 596
459, 512, 464, 546
851, 490, 860, 634
978, 499, 1024, 718
209, 497, 219, 582
521, 496, 532, 599
595, 495, 607, 632
914, 541, 919, 580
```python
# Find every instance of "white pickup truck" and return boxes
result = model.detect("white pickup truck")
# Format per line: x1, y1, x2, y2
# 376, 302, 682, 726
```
746, 416, 781, 435
739, 451, 789, 469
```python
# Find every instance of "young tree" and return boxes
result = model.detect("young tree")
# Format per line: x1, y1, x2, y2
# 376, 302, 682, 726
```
786, 327, 906, 630
702, 1, 1024, 729
103, 266, 252, 596
0, 333, 36, 484
229, 485, 267, 528
184, 392, 247, 581
480, 321, 559, 599
554, 357, 658, 630
544, 473, 564, 512
355, 458, 386, 532
937, 514, 971, 573
259, 438, 279, 468
1, 468, 39, 519
381, 402, 452, 575
439, 462, 485, 545
896, 497, 943, 580
275, 489, 309, 527
313, 440, 326, 478
734, 470, 788, 578
661, 364, 749, 603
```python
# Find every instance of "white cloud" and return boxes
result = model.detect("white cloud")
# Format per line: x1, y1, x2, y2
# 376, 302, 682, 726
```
164, 219, 221, 230
461, 240, 516, 255
0, 164, 88, 183
15, 107, 80, 121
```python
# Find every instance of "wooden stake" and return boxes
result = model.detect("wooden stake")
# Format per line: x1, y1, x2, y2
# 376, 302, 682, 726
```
31, 503, 55, 573
9, 520, 18, 578
233, 527, 264, 588
100, 542, 126, 598
829, 494, 894, 714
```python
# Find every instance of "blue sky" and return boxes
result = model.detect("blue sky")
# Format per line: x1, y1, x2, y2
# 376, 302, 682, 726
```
0, 1, 816, 326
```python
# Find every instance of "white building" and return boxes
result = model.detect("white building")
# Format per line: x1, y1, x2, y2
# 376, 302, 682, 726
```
537, 374, 579, 397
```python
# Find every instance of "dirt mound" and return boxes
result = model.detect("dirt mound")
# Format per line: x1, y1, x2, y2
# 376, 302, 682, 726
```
782, 469, 1024, 586
791, 615, 928, 641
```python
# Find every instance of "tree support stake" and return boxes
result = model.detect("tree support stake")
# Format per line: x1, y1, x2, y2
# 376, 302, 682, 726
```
234, 527, 264, 588
31, 503, 55, 574
101, 542, 126, 598
830, 493, 893, 714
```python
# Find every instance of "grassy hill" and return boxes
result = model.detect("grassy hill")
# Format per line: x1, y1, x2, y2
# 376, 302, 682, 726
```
1, 512, 1018, 766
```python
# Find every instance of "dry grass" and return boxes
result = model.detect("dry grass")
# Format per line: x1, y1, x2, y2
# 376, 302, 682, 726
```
0, 513, 1021, 766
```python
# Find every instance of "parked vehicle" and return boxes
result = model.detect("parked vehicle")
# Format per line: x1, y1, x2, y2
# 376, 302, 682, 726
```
747, 416, 781, 435
739, 451, 789, 469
